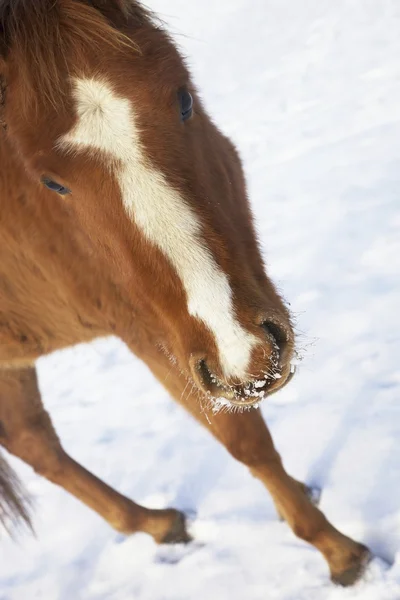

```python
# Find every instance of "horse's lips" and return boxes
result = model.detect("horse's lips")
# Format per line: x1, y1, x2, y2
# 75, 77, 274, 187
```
201, 362, 297, 407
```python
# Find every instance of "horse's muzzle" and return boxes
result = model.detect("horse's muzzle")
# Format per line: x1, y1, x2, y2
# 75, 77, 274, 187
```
191, 320, 296, 407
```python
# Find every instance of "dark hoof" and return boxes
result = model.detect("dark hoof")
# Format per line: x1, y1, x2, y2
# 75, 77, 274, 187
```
160, 511, 192, 545
331, 546, 372, 587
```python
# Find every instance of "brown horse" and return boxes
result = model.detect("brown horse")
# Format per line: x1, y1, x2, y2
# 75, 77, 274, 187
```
0, 0, 370, 586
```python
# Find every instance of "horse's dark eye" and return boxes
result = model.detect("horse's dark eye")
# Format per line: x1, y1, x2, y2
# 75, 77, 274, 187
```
178, 88, 193, 122
42, 178, 71, 196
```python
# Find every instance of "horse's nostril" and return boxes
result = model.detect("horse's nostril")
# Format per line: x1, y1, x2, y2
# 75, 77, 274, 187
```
197, 359, 214, 389
261, 320, 288, 355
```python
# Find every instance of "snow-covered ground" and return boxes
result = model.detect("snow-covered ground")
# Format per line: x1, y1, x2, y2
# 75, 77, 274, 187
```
2, 1, 400, 598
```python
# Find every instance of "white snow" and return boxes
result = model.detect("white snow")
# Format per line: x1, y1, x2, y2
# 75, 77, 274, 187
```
2, 0, 400, 598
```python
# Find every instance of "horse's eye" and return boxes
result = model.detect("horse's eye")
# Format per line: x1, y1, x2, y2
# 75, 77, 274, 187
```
178, 88, 193, 122
42, 177, 71, 196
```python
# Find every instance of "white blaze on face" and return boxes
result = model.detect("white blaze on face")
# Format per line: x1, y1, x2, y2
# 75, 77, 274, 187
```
60, 78, 257, 378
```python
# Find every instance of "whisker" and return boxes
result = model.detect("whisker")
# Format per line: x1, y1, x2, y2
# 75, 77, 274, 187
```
179, 380, 190, 403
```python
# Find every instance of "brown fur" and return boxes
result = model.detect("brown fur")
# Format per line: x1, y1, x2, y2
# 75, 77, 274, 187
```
0, 0, 370, 586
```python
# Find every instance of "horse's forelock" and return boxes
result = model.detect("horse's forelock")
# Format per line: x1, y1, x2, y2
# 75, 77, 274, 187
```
0, 0, 152, 114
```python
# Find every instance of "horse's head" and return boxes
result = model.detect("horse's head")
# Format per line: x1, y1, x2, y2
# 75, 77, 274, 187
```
0, 0, 296, 407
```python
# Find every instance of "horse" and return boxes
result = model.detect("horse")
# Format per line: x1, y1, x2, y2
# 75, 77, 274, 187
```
0, 0, 370, 586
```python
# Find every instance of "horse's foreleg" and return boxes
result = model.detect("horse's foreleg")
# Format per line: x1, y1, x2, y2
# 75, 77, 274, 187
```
155, 363, 370, 586
0, 366, 189, 543
212, 409, 369, 586
204, 409, 369, 585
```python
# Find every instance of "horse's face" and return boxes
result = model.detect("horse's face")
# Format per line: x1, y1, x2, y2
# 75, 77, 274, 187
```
0, 1, 295, 407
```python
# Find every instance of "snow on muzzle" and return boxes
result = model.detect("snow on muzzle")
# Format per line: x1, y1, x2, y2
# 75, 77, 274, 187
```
190, 320, 296, 408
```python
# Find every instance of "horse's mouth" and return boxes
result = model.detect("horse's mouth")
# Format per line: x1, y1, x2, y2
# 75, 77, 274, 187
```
197, 359, 296, 408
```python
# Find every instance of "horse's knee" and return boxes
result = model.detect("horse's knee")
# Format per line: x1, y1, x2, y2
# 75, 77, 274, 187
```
28, 442, 66, 482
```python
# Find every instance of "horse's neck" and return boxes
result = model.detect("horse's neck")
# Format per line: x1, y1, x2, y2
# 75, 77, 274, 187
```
0, 135, 115, 366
